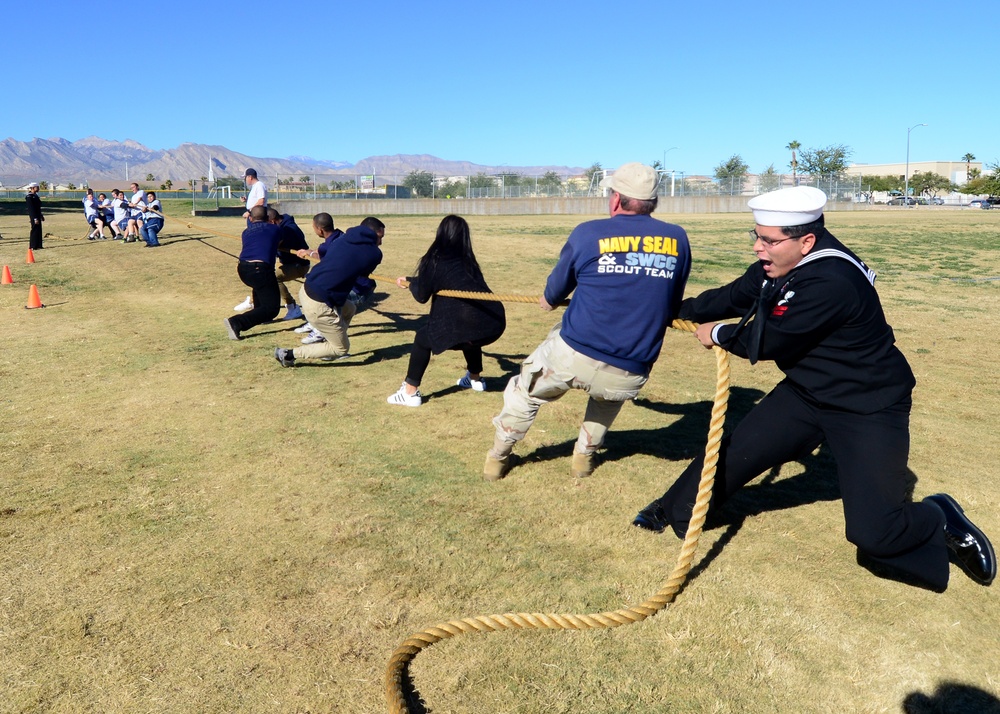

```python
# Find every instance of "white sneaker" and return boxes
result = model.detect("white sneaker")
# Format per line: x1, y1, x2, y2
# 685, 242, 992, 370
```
293, 322, 314, 334
233, 295, 253, 311
301, 330, 326, 344
387, 383, 422, 407
457, 371, 487, 392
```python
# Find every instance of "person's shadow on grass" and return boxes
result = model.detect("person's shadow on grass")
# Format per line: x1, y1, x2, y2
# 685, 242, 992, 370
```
903, 682, 1000, 714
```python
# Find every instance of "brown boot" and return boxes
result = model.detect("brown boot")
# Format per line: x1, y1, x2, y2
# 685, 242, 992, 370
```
571, 452, 595, 478
483, 453, 513, 482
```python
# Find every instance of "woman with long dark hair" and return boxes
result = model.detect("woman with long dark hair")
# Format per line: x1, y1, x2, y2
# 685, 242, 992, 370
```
387, 215, 506, 407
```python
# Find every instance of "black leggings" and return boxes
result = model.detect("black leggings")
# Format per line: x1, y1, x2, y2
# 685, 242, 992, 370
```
404, 328, 496, 387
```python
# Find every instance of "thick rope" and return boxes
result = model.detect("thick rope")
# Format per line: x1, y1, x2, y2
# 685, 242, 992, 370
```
385, 318, 729, 713
369, 273, 543, 304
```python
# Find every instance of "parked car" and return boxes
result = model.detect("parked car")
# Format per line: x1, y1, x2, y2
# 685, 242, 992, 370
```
969, 199, 992, 209
887, 196, 918, 206
929, 197, 945, 205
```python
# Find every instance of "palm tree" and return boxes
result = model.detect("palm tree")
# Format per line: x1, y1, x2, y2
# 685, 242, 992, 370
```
962, 153, 976, 181
786, 141, 801, 184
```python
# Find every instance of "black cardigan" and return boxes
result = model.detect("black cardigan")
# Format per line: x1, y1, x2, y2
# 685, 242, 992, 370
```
408, 257, 506, 354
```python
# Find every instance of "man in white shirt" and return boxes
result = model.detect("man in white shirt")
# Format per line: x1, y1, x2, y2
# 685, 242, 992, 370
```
242, 168, 267, 225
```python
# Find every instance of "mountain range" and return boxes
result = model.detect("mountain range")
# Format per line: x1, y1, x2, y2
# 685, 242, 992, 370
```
0, 136, 586, 185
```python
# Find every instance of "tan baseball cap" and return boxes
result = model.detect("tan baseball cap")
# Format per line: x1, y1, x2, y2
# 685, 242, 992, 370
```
599, 163, 660, 200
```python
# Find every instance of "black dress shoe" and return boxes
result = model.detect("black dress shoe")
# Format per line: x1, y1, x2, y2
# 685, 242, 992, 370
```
633, 500, 670, 533
924, 493, 996, 586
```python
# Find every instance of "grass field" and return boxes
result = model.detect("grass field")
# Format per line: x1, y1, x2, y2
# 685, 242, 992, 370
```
1, 204, 998, 713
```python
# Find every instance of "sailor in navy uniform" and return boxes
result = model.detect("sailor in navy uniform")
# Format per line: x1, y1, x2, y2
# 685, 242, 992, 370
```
634, 186, 995, 591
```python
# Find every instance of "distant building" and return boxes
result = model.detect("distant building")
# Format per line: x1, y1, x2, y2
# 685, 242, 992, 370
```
846, 161, 981, 186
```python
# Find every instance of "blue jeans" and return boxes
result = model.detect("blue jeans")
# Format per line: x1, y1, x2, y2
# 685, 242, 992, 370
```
141, 218, 164, 246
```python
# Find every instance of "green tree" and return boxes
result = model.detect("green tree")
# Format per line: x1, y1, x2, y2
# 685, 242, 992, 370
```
403, 170, 434, 197
164, 179, 173, 190
584, 162, 603, 186
299, 176, 311, 184
437, 179, 467, 198
962, 153, 976, 181
861, 175, 904, 192
759, 164, 780, 192
907, 171, 956, 198
538, 171, 563, 193
39, 181, 49, 190
798, 144, 853, 176
786, 140, 801, 181
497, 172, 523, 188
469, 173, 498, 189
145, 173, 155, 182
714, 154, 749, 181
959, 162, 1000, 196
67, 183, 76, 191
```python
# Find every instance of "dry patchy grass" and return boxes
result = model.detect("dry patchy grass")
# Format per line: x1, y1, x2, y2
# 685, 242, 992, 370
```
0, 205, 998, 713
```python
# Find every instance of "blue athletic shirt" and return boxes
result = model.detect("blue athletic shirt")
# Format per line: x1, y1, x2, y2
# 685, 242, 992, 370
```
544, 213, 691, 375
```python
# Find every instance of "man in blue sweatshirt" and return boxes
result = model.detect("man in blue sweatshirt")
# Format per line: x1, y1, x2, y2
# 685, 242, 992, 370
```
484, 163, 692, 481
224, 205, 282, 340
273, 219, 383, 367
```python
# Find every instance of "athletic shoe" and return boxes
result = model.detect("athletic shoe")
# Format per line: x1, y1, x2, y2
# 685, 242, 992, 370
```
283, 304, 304, 321
457, 371, 487, 392
386, 384, 422, 407
301, 330, 326, 344
223, 318, 241, 341
273, 347, 295, 368
233, 295, 253, 312
293, 322, 314, 334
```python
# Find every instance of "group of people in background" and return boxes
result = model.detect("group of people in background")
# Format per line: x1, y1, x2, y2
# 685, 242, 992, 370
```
81, 182, 164, 247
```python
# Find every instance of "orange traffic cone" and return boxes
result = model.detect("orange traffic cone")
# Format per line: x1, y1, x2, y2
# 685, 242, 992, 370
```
26, 284, 44, 309
26, 248, 36, 264
1, 265, 12, 284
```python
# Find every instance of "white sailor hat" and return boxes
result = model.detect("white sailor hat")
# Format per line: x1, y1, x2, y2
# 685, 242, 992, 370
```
748, 186, 827, 227
27, 181, 40, 189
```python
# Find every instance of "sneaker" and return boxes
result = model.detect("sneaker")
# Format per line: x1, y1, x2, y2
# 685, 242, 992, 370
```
223, 318, 241, 341
293, 322, 314, 334
457, 371, 487, 392
386, 383, 422, 407
233, 295, 253, 312
301, 330, 326, 345
283, 304, 304, 321
273, 347, 295, 368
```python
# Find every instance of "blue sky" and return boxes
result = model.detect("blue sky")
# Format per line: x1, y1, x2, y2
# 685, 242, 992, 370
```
7, 1, 995, 175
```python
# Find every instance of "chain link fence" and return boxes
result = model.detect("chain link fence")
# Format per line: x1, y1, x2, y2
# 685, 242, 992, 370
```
0, 172, 865, 205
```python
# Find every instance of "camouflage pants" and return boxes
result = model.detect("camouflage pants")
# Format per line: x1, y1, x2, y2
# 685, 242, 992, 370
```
490, 325, 648, 459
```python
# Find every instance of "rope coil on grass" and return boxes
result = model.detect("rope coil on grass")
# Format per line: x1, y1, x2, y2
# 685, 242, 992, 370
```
385, 317, 729, 713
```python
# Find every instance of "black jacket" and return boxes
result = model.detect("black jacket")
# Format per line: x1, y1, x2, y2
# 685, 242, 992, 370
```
408, 257, 506, 354
679, 228, 914, 413
26, 192, 43, 221
304, 225, 382, 308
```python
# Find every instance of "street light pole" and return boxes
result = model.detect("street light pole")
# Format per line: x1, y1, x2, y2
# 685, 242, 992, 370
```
905, 123, 927, 202
662, 147, 678, 196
